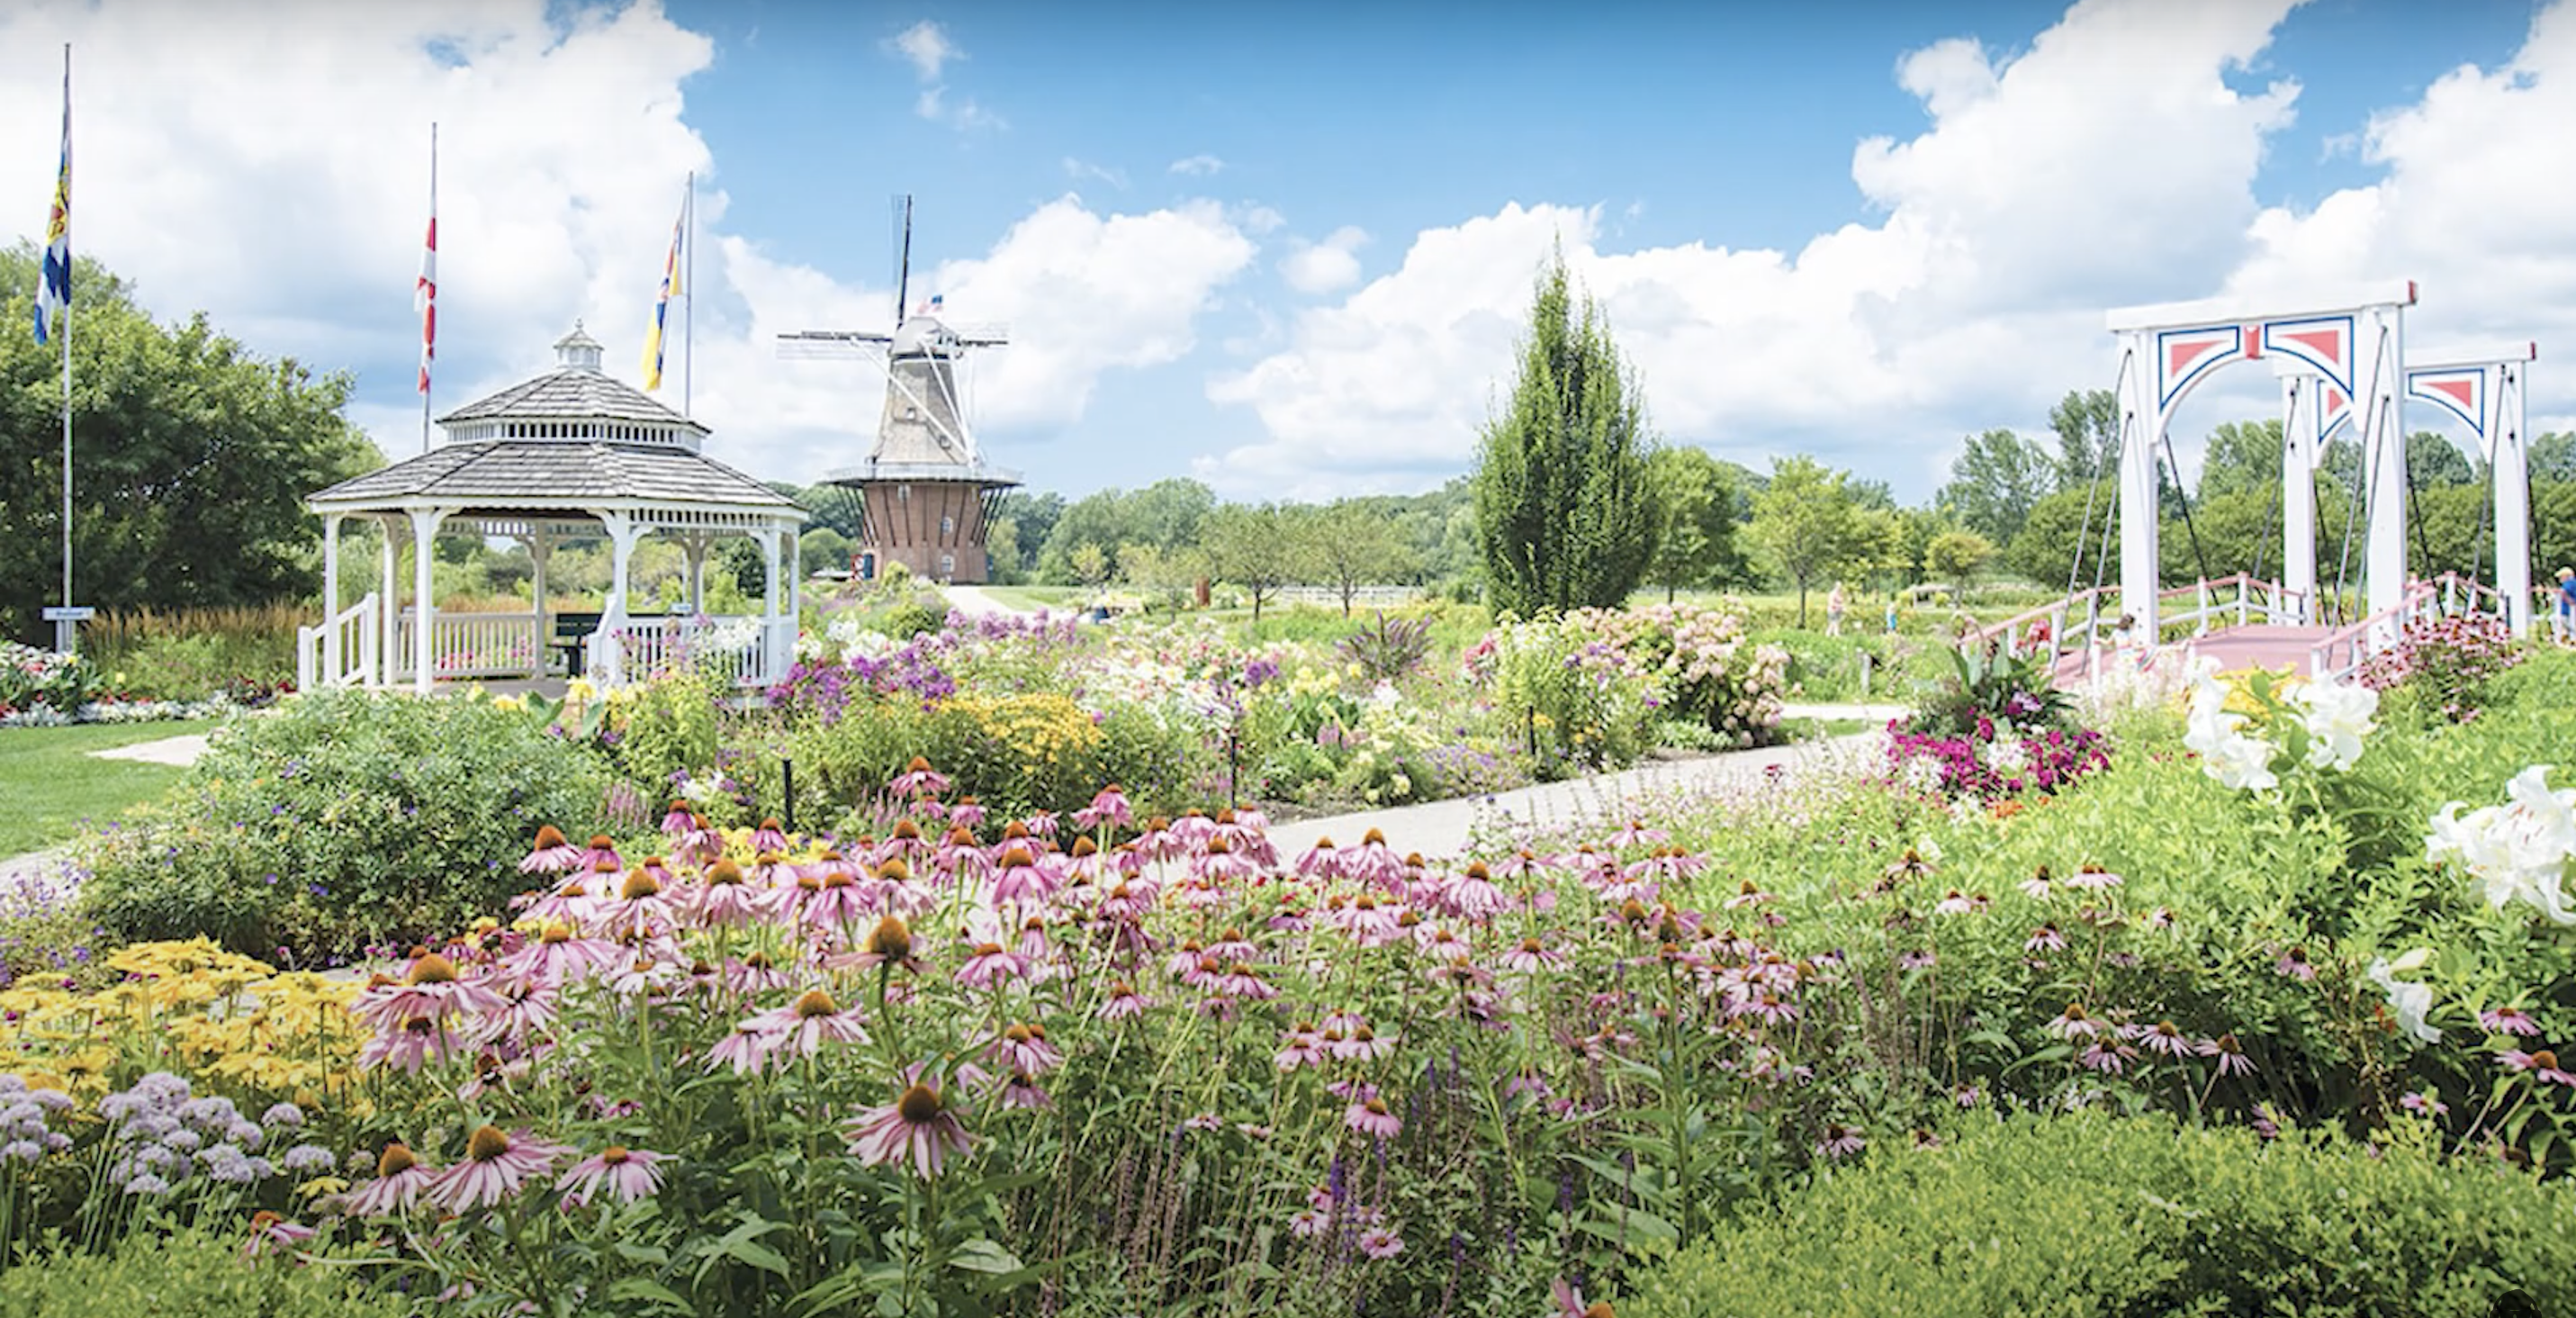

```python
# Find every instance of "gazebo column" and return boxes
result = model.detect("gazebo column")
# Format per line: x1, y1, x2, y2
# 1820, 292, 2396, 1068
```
409, 508, 451, 695
599, 511, 641, 686
758, 528, 787, 684
526, 529, 554, 680
681, 535, 708, 616
321, 514, 344, 679
377, 517, 400, 688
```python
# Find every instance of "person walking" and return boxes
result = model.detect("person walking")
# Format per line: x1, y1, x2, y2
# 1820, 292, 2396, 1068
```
1825, 582, 1847, 636
2555, 567, 2576, 646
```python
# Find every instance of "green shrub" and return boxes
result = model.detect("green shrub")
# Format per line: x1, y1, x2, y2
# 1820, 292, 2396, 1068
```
605, 668, 725, 801
77, 690, 609, 961
0, 1223, 405, 1317
778, 690, 1216, 824
1619, 1111, 2576, 1318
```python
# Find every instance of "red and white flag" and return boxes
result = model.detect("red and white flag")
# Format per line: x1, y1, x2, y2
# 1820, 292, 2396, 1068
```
414, 212, 437, 394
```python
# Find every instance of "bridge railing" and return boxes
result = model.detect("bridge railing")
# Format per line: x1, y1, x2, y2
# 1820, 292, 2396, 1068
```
2308, 572, 2508, 682
1961, 575, 2309, 685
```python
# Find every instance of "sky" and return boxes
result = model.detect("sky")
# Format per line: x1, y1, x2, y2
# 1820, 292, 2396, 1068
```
1, 0, 2570, 504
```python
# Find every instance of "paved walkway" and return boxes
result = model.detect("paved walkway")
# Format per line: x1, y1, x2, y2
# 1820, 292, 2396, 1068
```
942, 585, 1036, 618
1265, 710, 1896, 861
88, 732, 212, 767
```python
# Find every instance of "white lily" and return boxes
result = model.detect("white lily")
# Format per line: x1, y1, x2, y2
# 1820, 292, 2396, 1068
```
2366, 956, 2440, 1043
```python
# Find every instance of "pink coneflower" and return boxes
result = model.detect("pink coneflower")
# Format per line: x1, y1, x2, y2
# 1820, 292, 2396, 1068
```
1605, 818, 1669, 849
724, 952, 796, 997
502, 922, 616, 988
1815, 1124, 1865, 1160
428, 1126, 571, 1214
2018, 869, 2053, 899
674, 821, 725, 868
682, 857, 768, 930
1210, 961, 1279, 1001
1346, 1096, 1402, 1140
749, 817, 792, 854
1097, 980, 1149, 1021
2274, 946, 2318, 982
1073, 783, 1133, 832
359, 1016, 466, 1073
340, 1142, 437, 1217
991, 845, 1061, 906
1329, 1022, 1399, 1062
1289, 1208, 1328, 1237
1501, 936, 1564, 975
1414, 925, 1474, 964
1202, 927, 1260, 963
590, 869, 676, 941
2067, 863, 2122, 890
2138, 1019, 2194, 1058
2501, 1049, 2576, 1087
1437, 862, 1509, 921
2400, 1089, 2450, 1117
577, 835, 623, 873
1356, 1228, 1404, 1260
2481, 1006, 2543, 1036
1953, 1084, 1982, 1108
844, 1076, 973, 1178
745, 988, 869, 1060
477, 980, 561, 1046
1296, 837, 1344, 881
986, 1023, 1064, 1076
1896, 949, 1936, 971
705, 1023, 779, 1076
956, 938, 1033, 989
1733, 989, 1798, 1026
997, 1072, 1052, 1111
1274, 1027, 1326, 1070
2045, 1002, 2099, 1040
2199, 1032, 2256, 1076
2079, 1040, 2137, 1074
519, 826, 583, 874
2025, 925, 2067, 953
351, 952, 509, 1033
660, 801, 695, 838
1552, 1277, 1616, 1318
888, 757, 950, 799
558, 1145, 670, 1207
949, 797, 987, 829
241, 1210, 316, 1261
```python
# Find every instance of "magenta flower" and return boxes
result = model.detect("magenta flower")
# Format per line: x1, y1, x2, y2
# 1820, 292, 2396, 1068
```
2044, 1003, 2099, 1040
2138, 1019, 2194, 1058
1345, 1097, 1402, 1140
1815, 1124, 1866, 1160
2066, 863, 2122, 890
518, 825, 583, 874
996, 1072, 1052, 1111
1096, 980, 1149, 1021
1356, 1228, 1405, 1260
340, 1142, 437, 1217
1072, 784, 1133, 831
984, 1023, 1064, 1076
2025, 925, 2067, 953
2198, 1032, 2257, 1076
2481, 1006, 2542, 1037
557, 1145, 670, 1207
845, 1076, 974, 1178
743, 988, 870, 1060
428, 1126, 571, 1214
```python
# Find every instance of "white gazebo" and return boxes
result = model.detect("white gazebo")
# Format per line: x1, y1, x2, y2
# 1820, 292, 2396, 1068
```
299, 324, 806, 693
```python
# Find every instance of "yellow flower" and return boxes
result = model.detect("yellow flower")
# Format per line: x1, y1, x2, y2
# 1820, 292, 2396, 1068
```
566, 676, 599, 703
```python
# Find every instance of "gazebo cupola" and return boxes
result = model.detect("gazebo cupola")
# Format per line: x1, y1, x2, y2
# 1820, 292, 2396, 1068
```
301, 321, 806, 694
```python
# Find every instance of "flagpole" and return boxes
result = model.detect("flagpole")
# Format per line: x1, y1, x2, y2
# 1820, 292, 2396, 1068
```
682, 171, 694, 419
421, 122, 436, 455
55, 44, 74, 656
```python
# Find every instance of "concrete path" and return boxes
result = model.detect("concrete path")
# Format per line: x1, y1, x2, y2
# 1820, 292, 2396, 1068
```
942, 585, 1035, 618
1265, 722, 1889, 862
88, 732, 212, 767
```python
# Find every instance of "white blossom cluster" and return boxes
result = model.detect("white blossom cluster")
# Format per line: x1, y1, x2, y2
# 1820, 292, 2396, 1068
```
2181, 658, 2378, 792
2427, 766, 2576, 926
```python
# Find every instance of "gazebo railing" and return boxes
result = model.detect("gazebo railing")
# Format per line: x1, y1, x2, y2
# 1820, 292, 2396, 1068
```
589, 615, 796, 691
294, 591, 381, 691
392, 611, 540, 682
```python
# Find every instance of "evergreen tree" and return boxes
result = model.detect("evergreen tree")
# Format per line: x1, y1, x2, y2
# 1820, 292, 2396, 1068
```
1471, 254, 1659, 613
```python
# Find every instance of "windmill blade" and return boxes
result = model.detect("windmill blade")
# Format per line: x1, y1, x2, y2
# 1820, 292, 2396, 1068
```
950, 320, 1010, 346
777, 330, 893, 360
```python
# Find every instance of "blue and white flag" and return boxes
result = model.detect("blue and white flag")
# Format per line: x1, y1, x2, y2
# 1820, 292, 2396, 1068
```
32, 58, 69, 347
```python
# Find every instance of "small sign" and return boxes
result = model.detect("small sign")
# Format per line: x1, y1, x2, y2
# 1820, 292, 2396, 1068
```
41, 606, 94, 622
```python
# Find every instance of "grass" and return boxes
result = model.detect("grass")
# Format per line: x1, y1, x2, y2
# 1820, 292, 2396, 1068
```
978, 584, 1085, 611
0, 719, 217, 856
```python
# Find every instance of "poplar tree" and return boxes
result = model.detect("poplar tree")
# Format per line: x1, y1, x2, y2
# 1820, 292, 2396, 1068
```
1472, 254, 1658, 613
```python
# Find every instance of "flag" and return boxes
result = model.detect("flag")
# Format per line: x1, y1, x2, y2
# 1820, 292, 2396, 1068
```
414, 212, 435, 394
32, 60, 69, 348
641, 197, 684, 391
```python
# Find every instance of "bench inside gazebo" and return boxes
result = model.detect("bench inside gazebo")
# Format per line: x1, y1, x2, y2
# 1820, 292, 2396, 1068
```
297, 324, 806, 695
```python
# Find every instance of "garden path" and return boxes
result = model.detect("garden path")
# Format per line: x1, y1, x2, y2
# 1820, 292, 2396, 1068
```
941, 585, 1032, 618
1263, 705, 1903, 862
86, 733, 212, 767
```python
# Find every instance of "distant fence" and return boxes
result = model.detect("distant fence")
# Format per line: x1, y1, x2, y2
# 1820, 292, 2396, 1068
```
1270, 585, 1423, 609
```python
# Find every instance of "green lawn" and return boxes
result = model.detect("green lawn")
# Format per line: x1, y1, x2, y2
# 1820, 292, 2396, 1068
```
0, 719, 215, 856
977, 584, 1085, 611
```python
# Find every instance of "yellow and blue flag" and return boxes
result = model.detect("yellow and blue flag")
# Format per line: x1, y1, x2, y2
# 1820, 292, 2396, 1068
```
32, 58, 69, 347
641, 194, 685, 390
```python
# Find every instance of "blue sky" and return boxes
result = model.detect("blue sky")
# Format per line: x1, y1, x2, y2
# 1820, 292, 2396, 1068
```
2, 0, 2569, 501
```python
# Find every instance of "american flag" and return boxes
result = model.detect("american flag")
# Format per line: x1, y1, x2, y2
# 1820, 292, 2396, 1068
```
415, 212, 436, 394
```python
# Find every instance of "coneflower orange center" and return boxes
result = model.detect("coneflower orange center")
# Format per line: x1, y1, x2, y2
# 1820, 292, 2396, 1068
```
465, 1125, 511, 1161
706, 859, 744, 885
793, 988, 839, 1018
621, 871, 661, 900
377, 1142, 418, 1177
601, 1145, 631, 1165
407, 953, 457, 985
868, 916, 912, 960
896, 1083, 943, 1123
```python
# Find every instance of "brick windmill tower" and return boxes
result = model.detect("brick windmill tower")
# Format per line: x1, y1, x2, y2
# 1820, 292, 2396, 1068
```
782, 197, 1018, 583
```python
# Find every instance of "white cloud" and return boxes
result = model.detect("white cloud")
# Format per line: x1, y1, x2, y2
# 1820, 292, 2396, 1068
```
1063, 157, 1130, 189
0, 1, 1246, 487
1168, 154, 1225, 176
887, 17, 1000, 130
1278, 225, 1367, 295
2224, 0, 2576, 441
1202, 0, 2308, 499
887, 19, 956, 81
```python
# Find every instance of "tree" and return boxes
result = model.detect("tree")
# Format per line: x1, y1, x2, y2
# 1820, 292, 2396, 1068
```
1936, 429, 2053, 544
1746, 455, 1863, 627
1116, 539, 1208, 610
1922, 528, 1995, 589
2197, 420, 2283, 502
1, 248, 377, 641
1471, 253, 1659, 613
2049, 388, 2121, 490
2531, 432, 2576, 483
2007, 481, 2116, 591
1202, 504, 1302, 622
798, 528, 852, 577
1067, 542, 1112, 589
1643, 447, 1734, 600
1299, 501, 1417, 616
2405, 431, 2477, 487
